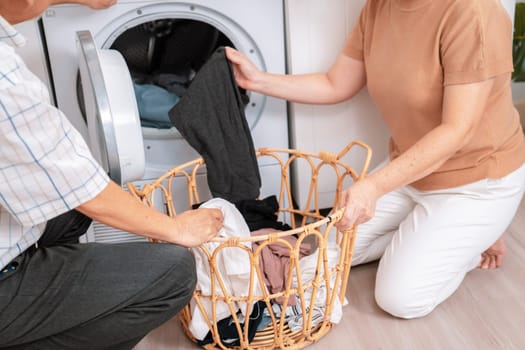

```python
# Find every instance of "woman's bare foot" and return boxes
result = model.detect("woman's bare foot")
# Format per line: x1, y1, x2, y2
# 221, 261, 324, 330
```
478, 236, 506, 269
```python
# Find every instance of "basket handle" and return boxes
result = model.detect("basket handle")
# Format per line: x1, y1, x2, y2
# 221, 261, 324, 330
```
319, 140, 373, 179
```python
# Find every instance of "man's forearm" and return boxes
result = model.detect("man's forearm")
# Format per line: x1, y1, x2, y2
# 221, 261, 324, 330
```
75, 181, 179, 243
0, 0, 114, 24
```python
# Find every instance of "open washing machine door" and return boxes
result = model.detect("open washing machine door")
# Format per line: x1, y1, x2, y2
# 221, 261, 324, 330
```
76, 30, 145, 185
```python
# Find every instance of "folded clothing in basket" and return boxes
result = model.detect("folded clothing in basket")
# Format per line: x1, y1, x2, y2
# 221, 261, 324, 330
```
251, 227, 312, 305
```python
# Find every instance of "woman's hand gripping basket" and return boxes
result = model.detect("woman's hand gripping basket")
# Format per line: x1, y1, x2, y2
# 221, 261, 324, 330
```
128, 141, 372, 349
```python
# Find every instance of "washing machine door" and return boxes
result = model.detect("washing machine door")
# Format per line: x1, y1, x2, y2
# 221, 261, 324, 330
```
76, 30, 145, 185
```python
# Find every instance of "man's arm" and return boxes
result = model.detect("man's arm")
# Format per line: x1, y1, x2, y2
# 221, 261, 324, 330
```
76, 181, 223, 247
0, 0, 115, 24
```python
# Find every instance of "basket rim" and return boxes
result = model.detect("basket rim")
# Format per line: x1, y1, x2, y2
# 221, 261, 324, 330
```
130, 143, 372, 194
203, 207, 347, 243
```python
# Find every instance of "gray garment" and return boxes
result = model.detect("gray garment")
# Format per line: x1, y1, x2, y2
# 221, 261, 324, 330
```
168, 47, 261, 203
0, 240, 195, 349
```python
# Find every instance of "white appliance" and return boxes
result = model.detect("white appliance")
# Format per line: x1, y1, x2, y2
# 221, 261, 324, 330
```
41, 0, 289, 242
14, 19, 53, 99
285, 0, 389, 209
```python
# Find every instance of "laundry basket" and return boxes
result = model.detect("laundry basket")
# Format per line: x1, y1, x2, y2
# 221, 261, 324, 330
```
128, 141, 372, 349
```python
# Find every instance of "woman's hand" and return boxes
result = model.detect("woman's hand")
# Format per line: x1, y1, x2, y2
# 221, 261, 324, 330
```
225, 46, 263, 91
171, 208, 223, 247
48, 0, 117, 10
336, 179, 379, 231
80, 0, 116, 9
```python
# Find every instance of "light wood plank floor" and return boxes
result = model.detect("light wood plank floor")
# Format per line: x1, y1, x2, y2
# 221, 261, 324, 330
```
135, 197, 525, 350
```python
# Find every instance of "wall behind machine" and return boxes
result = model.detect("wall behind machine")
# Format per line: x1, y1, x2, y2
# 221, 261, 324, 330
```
285, 0, 390, 210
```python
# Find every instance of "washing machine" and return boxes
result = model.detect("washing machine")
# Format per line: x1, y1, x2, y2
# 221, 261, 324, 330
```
14, 20, 54, 98
41, 0, 289, 243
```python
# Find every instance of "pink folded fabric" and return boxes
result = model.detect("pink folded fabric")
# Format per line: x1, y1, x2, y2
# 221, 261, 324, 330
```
251, 228, 312, 305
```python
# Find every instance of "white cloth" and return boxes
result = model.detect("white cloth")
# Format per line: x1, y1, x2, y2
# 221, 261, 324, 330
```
0, 16, 109, 270
287, 242, 343, 331
353, 160, 525, 318
189, 198, 263, 340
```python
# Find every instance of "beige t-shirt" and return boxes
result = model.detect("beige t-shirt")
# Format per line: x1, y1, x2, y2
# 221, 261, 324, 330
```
344, 0, 525, 190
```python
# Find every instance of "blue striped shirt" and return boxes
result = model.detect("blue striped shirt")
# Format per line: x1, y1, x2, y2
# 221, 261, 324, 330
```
0, 16, 109, 270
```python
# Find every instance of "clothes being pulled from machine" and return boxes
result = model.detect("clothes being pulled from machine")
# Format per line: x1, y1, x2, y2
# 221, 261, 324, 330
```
133, 83, 179, 129
168, 46, 261, 203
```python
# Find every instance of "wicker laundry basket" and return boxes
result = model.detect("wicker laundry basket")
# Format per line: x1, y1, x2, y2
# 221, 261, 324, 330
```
128, 141, 371, 349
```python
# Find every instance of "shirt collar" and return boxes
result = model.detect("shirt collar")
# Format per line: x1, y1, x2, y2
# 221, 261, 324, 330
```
394, 0, 432, 11
0, 16, 27, 48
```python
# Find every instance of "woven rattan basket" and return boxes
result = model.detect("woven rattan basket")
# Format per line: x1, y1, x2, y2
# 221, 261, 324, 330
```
128, 141, 371, 349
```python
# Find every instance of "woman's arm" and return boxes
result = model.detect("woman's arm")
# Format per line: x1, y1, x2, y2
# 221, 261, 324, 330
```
225, 47, 367, 105
51, 0, 116, 9
336, 77, 496, 230
76, 181, 223, 247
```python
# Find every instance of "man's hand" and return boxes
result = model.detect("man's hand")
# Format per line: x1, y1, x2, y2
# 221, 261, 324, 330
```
170, 208, 223, 247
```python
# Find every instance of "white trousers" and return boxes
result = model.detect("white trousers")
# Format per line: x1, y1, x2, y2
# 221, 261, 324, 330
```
352, 162, 525, 319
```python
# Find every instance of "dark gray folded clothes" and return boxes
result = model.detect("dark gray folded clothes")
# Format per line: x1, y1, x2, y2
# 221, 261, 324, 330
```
168, 46, 261, 202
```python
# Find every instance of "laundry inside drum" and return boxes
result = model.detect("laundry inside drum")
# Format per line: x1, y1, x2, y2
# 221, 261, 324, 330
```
110, 18, 239, 130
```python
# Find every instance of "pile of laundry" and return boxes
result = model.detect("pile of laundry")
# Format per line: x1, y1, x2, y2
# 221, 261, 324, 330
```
188, 197, 344, 347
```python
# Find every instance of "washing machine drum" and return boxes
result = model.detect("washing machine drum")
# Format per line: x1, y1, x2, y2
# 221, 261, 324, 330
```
110, 19, 224, 129
111, 19, 220, 78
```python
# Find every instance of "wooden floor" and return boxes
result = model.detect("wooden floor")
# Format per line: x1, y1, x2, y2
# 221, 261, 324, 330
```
135, 197, 525, 350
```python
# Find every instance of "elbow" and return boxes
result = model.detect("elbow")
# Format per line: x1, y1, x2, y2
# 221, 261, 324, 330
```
325, 76, 366, 105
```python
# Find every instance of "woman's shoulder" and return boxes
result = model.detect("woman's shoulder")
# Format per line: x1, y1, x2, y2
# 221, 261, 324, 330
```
441, 0, 511, 30
444, 0, 509, 16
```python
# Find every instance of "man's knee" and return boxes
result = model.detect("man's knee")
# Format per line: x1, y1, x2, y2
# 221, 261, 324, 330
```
151, 243, 197, 292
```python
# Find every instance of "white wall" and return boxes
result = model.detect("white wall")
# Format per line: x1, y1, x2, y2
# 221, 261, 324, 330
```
285, 0, 389, 209
502, 0, 516, 21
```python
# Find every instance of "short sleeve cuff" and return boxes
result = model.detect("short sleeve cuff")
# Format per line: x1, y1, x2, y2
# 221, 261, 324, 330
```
343, 45, 364, 62
444, 60, 513, 86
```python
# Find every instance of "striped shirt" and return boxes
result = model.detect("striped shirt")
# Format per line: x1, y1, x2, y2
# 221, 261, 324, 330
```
0, 16, 109, 270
